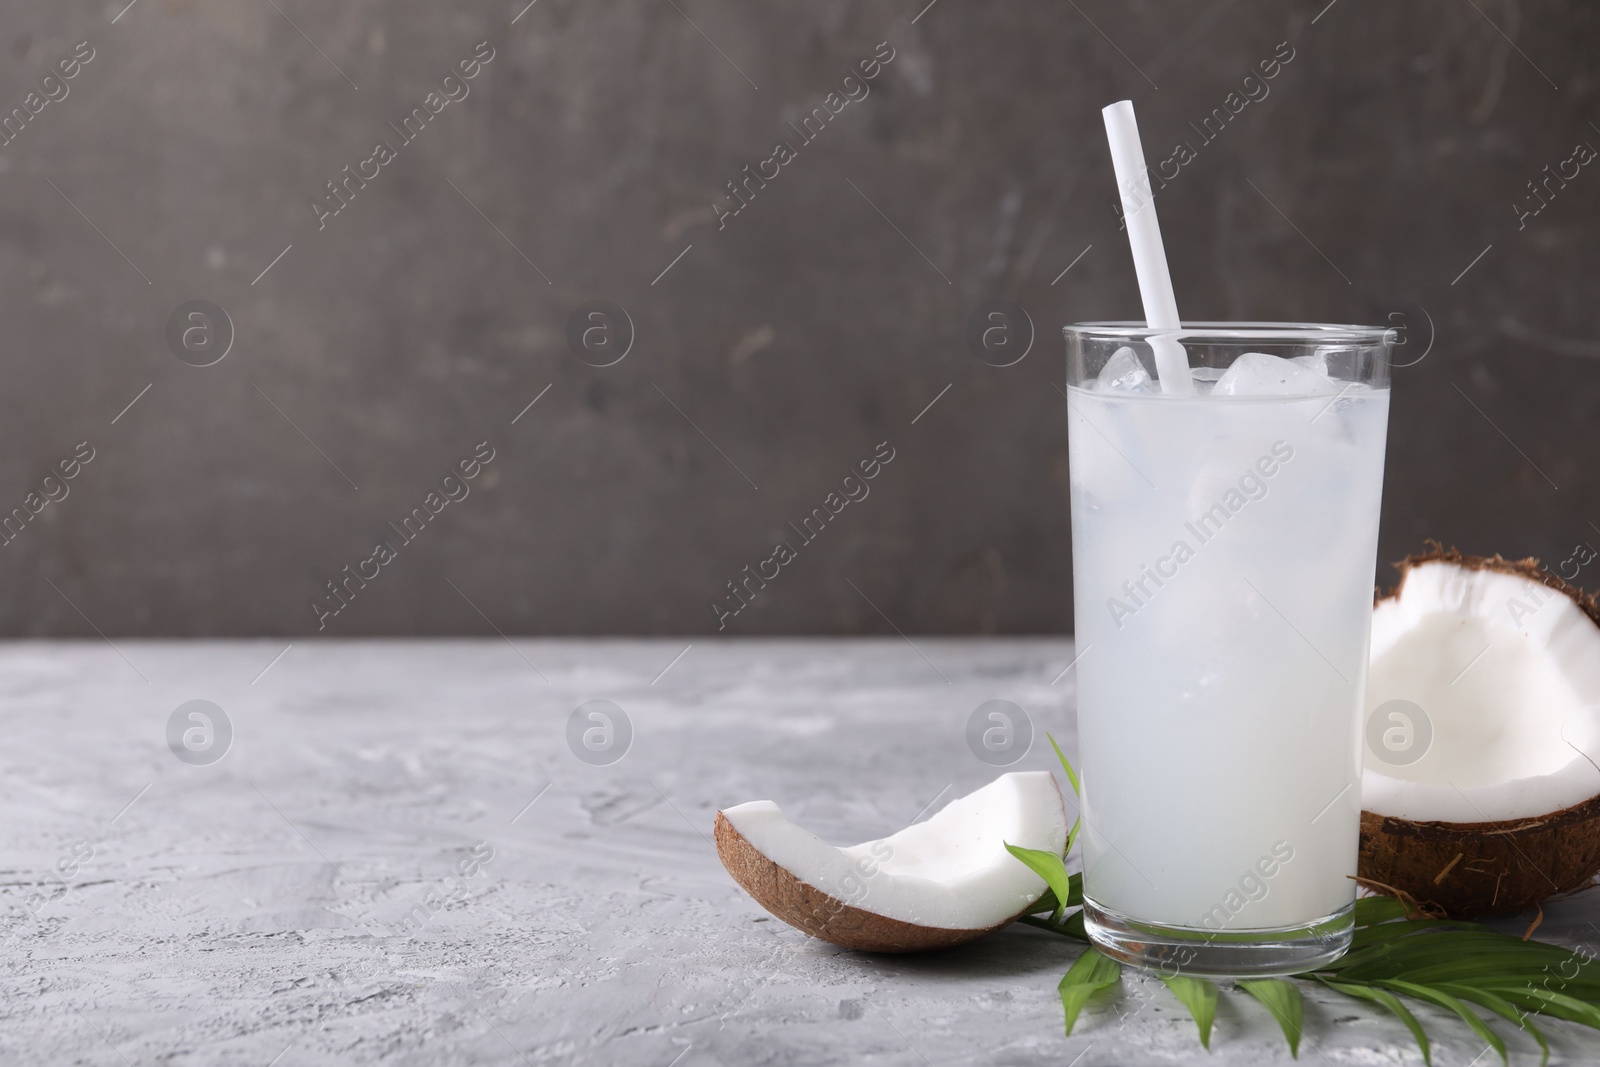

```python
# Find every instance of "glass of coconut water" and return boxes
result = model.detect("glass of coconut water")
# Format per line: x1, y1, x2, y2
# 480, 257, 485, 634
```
1064, 322, 1393, 976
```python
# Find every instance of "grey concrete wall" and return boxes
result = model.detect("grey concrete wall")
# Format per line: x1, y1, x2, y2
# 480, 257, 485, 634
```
0, 0, 1595, 636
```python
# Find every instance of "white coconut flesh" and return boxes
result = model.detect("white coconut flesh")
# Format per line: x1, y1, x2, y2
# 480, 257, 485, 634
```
1365, 560, 1600, 823
719, 771, 1067, 931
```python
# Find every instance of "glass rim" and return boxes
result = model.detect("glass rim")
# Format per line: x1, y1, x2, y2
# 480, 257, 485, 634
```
1064, 321, 1395, 345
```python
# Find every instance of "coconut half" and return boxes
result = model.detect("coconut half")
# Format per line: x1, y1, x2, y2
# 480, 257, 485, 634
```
1360, 546, 1600, 916
715, 771, 1067, 952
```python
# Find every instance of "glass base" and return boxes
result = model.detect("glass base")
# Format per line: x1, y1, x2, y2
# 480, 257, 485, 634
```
1082, 897, 1353, 978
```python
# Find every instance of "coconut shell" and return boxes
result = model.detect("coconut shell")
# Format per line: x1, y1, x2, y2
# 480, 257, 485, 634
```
1359, 794, 1600, 918
713, 812, 1029, 952
1360, 543, 1600, 917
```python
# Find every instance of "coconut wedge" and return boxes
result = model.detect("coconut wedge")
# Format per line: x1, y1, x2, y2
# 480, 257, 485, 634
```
715, 772, 1067, 952
1360, 546, 1600, 916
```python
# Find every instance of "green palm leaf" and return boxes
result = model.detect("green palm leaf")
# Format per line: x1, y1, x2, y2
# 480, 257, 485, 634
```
1005, 843, 1079, 918
1333, 927, 1600, 991
1347, 917, 1479, 951
1237, 978, 1303, 1058
1477, 984, 1600, 1030
1047, 732, 1081, 797
1159, 974, 1218, 1049
1376, 980, 1506, 1065
1353, 895, 1417, 926
1019, 907, 1089, 941
1059, 948, 1121, 1035
1319, 979, 1432, 1065
1045, 733, 1085, 854
1437, 983, 1549, 1067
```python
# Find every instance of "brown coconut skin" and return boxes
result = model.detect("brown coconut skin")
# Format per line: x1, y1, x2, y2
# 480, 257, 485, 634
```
713, 812, 1032, 952
1359, 796, 1600, 918
1359, 545, 1600, 917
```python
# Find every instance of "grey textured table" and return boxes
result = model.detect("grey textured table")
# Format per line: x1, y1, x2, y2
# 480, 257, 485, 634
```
5, 639, 1598, 1065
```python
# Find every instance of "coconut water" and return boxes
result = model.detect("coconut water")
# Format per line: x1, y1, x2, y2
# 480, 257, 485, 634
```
1068, 362, 1390, 931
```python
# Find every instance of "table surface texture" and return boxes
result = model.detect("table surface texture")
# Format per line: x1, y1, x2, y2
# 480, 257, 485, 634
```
4, 638, 1596, 1065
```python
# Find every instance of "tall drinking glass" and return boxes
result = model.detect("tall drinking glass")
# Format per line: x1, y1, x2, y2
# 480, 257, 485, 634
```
1064, 322, 1393, 976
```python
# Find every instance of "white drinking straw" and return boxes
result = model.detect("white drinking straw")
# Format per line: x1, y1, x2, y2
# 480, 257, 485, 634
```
1101, 100, 1193, 395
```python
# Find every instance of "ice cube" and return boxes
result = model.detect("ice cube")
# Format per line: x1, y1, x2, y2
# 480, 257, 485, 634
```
1290, 352, 1328, 377
1213, 351, 1340, 397
1097, 346, 1155, 393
